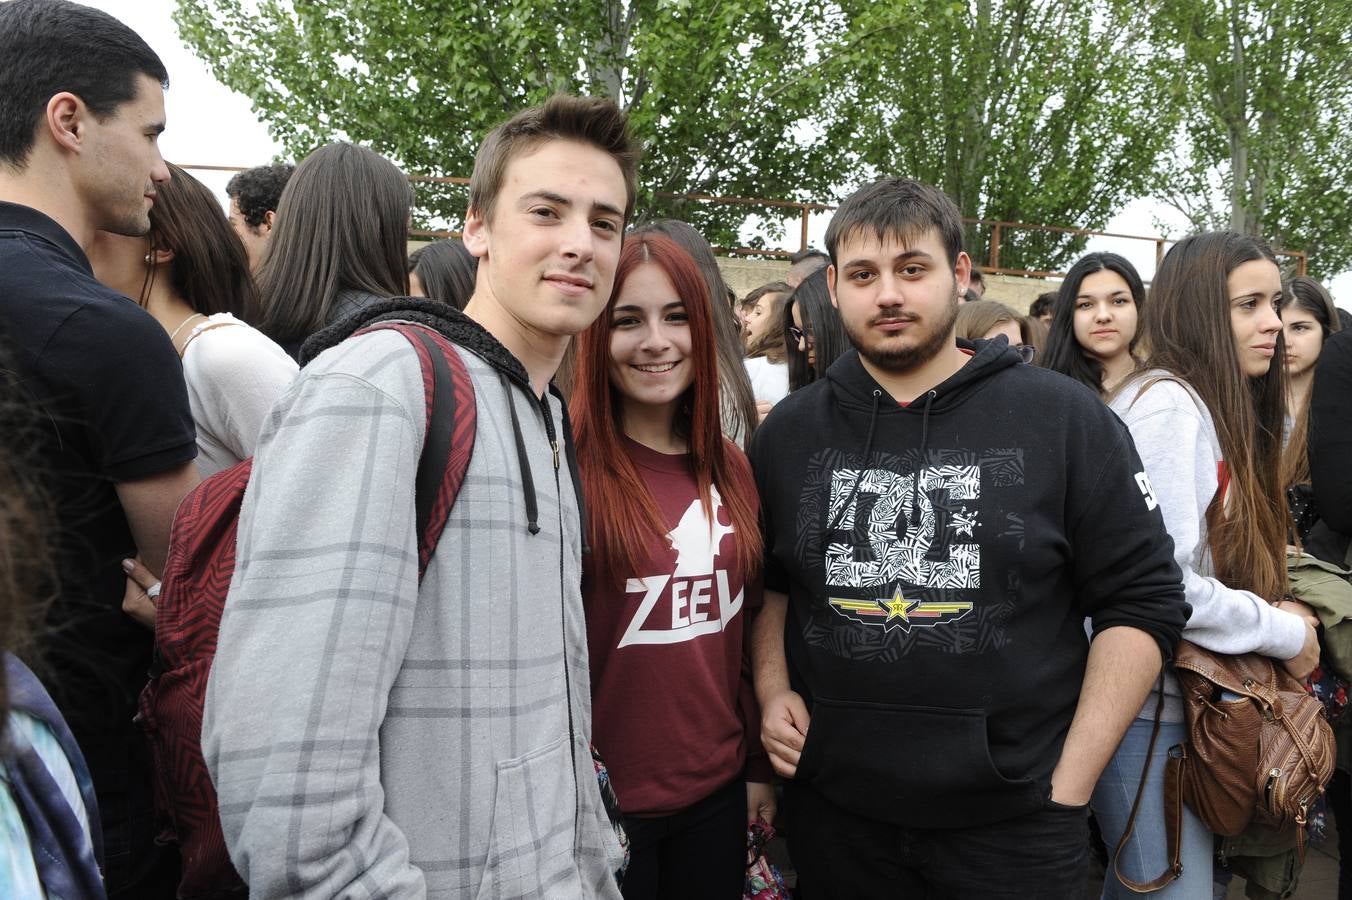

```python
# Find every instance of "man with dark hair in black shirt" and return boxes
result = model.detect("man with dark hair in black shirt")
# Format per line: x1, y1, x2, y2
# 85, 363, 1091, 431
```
226, 162, 294, 271
0, 2, 200, 896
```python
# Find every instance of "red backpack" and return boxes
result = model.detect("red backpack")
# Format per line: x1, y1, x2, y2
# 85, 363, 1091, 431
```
136, 322, 476, 899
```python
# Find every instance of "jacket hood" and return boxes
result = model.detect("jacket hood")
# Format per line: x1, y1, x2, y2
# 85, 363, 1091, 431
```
820, 336, 1025, 532
301, 296, 531, 391
824, 336, 1024, 413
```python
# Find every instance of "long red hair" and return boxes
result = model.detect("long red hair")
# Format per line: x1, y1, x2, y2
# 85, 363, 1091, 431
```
571, 233, 762, 583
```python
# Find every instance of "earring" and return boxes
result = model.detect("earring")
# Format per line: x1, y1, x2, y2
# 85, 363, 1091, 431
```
145, 251, 153, 264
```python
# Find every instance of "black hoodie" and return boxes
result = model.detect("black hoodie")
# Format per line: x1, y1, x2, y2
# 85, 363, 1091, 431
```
749, 338, 1188, 829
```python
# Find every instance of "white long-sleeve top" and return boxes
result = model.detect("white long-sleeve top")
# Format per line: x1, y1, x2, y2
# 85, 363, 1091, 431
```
181, 314, 297, 477
1111, 371, 1306, 720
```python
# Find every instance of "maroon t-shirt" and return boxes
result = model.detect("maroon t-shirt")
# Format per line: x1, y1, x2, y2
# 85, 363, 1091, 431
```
584, 436, 770, 816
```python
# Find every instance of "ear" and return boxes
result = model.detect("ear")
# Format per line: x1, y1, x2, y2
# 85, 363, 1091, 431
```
45, 92, 86, 155
462, 207, 489, 260
954, 252, 973, 296
826, 264, 839, 309
150, 246, 175, 266
261, 210, 275, 235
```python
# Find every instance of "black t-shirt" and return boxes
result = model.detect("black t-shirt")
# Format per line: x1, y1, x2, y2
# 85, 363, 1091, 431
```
0, 201, 196, 803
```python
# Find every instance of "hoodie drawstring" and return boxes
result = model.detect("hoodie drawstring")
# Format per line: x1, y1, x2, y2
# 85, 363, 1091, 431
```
500, 371, 541, 535
910, 389, 937, 528
556, 391, 590, 555
827, 389, 883, 534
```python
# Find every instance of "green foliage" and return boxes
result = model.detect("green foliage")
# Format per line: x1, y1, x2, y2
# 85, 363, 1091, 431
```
173, 0, 841, 246
816, 0, 1178, 271
1149, 0, 1352, 279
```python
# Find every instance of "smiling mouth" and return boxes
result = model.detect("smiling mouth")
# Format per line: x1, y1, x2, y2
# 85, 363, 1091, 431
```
632, 362, 678, 373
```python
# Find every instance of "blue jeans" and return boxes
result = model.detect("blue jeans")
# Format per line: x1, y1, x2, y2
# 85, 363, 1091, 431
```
1092, 718, 1213, 898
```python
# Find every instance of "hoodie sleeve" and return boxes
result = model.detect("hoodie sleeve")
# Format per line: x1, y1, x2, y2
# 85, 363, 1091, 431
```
1066, 397, 1189, 661
203, 364, 426, 899
748, 416, 791, 595
1310, 331, 1352, 535
1110, 382, 1306, 660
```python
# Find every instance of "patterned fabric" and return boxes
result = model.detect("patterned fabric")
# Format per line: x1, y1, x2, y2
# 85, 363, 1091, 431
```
591, 744, 629, 883
744, 822, 790, 900
1, 655, 105, 899
204, 321, 622, 898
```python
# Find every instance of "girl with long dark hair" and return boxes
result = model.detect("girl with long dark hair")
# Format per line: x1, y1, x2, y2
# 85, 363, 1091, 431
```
570, 233, 773, 898
783, 267, 847, 392
87, 163, 297, 479
1042, 252, 1145, 396
256, 142, 412, 358
1091, 233, 1319, 898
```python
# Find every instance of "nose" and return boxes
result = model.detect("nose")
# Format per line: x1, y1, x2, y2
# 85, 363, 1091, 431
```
639, 320, 674, 353
1094, 302, 1112, 322
1257, 303, 1282, 335
558, 213, 595, 264
150, 149, 171, 186
876, 271, 903, 307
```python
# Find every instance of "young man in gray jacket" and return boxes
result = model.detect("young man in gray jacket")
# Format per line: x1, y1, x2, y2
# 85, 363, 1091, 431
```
203, 96, 639, 899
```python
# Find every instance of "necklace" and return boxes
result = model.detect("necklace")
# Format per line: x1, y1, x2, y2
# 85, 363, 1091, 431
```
168, 312, 206, 344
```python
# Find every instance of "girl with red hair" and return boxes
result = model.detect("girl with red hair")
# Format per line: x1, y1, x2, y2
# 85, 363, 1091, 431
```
571, 233, 774, 898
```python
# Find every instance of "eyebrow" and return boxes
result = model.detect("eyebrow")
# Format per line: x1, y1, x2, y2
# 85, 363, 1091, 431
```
1077, 289, 1132, 299
613, 300, 685, 313
841, 250, 934, 269
520, 189, 623, 220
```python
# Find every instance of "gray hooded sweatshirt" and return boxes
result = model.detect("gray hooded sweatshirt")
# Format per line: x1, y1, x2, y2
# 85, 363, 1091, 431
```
204, 302, 622, 898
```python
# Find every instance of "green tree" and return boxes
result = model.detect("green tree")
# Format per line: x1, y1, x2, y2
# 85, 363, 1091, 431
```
1148, 0, 1352, 279
817, 0, 1178, 272
172, 0, 842, 246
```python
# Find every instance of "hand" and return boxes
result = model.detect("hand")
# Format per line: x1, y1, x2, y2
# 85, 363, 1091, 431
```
1047, 771, 1092, 808
760, 690, 810, 778
1282, 619, 1321, 681
755, 400, 773, 424
747, 781, 777, 825
1275, 598, 1319, 629
121, 557, 160, 630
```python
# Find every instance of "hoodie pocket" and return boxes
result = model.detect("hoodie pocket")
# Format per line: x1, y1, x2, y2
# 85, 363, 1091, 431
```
797, 696, 1041, 828
475, 736, 582, 900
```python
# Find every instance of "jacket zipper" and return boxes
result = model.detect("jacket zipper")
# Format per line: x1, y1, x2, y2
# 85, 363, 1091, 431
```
538, 390, 582, 855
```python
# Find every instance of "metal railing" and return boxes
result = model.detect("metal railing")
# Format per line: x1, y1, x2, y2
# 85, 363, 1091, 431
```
178, 163, 1308, 278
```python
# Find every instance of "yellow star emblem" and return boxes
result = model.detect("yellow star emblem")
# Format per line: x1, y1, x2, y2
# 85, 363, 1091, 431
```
882, 586, 916, 622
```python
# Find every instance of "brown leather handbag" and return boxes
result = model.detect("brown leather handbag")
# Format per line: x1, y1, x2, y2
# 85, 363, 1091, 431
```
1114, 641, 1336, 892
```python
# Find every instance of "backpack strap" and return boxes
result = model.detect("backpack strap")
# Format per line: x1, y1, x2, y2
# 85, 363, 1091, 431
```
354, 322, 476, 579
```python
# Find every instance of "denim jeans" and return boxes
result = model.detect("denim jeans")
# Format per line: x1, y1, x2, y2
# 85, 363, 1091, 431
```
783, 779, 1088, 899
1091, 718, 1214, 898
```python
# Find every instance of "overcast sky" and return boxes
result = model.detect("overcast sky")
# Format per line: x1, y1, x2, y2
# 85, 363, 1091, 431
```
84, 0, 1350, 305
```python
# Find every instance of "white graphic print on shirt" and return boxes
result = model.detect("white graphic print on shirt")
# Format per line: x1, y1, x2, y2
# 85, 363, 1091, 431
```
618, 486, 743, 648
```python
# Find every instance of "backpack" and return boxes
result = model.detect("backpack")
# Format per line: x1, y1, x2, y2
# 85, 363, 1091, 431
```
1114, 642, 1336, 891
135, 322, 476, 899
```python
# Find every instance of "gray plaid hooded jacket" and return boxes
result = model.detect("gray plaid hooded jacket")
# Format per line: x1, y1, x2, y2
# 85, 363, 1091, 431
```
203, 302, 623, 899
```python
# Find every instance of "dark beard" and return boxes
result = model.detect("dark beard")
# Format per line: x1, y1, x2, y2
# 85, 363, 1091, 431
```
843, 282, 960, 373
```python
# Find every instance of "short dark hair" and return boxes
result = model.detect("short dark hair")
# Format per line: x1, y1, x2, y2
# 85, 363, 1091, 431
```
824, 178, 965, 270
1029, 291, 1056, 319
225, 164, 295, 229
0, 0, 168, 168
789, 248, 829, 266
469, 94, 640, 224
408, 239, 477, 310
969, 267, 986, 287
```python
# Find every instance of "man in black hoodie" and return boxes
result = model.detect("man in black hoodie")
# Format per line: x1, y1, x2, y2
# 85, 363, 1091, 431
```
749, 179, 1188, 897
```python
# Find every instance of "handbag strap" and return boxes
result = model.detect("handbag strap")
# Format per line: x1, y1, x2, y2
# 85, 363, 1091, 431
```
1111, 682, 1185, 892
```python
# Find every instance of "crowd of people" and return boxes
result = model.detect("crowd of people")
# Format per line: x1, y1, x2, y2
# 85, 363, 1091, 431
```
2, 2, 1351, 900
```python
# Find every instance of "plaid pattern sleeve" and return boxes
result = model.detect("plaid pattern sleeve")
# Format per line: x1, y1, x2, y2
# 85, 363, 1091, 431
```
204, 348, 427, 899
